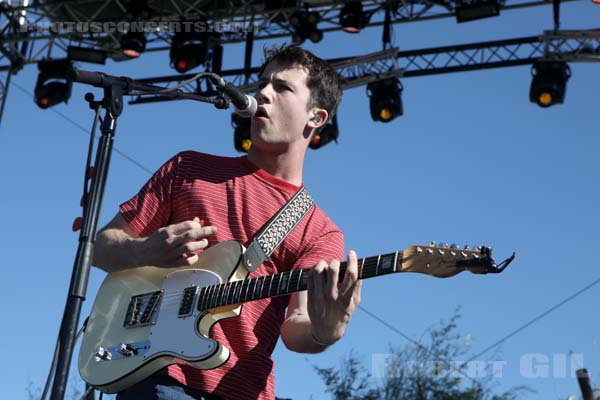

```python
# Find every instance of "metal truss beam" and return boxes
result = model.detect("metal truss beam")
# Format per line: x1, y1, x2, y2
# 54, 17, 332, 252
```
0, 0, 583, 68
129, 29, 600, 104
0, 66, 13, 123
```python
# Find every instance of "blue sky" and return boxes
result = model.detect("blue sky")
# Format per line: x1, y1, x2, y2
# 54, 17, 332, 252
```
0, 2, 598, 399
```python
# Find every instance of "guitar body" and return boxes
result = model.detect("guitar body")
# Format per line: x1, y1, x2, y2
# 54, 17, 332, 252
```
78, 240, 247, 393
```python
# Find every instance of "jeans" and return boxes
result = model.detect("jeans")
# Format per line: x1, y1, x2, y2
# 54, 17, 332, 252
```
116, 375, 224, 400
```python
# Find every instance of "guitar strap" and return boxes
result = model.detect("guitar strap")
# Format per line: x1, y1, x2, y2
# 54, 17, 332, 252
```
242, 186, 314, 271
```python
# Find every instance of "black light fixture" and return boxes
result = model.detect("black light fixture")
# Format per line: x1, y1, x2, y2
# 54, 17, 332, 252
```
529, 60, 571, 108
309, 115, 339, 150
367, 77, 403, 123
121, 30, 147, 58
34, 59, 73, 109
232, 113, 252, 153
455, 0, 500, 23
340, 1, 365, 33
290, 11, 323, 44
67, 46, 106, 64
170, 31, 209, 73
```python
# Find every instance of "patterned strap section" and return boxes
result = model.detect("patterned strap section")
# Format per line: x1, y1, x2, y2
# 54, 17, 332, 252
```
243, 186, 314, 272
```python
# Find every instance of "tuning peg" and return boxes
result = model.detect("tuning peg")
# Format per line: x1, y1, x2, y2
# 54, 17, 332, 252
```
450, 243, 458, 249
463, 245, 470, 250
437, 242, 449, 248
429, 241, 436, 247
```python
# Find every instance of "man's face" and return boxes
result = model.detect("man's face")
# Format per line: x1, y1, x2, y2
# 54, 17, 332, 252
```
250, 61, 314, 150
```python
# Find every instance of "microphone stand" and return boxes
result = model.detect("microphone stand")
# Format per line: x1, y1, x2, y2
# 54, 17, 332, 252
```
49, 69, 228, 400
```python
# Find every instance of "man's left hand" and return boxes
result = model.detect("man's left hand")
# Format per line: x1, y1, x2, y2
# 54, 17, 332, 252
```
307, 250, 362, 346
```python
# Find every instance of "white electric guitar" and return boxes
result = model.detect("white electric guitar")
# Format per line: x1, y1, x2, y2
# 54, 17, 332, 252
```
78, 240, 514, 393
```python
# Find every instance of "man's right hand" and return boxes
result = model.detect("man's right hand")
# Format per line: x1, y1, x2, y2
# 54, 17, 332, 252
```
93, 214, 217, 273
140, 217, 217, 268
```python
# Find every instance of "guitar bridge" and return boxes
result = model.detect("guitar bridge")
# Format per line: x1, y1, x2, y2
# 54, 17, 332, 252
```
124, 290, 163, 328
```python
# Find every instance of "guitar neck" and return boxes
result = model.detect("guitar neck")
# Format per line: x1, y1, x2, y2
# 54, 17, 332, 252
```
196, 251, 403, 311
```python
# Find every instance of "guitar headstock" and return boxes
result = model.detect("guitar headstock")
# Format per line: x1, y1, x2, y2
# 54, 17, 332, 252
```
401, 242, 515, 278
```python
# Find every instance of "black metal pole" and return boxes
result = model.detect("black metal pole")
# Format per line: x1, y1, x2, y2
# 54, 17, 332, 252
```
577, 368, 595, 400
50, 85, 122, 400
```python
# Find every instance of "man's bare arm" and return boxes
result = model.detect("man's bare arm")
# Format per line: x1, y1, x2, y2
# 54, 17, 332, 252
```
93, 213, 217, 273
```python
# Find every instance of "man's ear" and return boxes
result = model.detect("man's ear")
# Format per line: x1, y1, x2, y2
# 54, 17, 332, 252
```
307, 108, 329, 130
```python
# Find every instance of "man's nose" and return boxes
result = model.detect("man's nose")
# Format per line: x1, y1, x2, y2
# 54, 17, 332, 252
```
256, 84, 272, 104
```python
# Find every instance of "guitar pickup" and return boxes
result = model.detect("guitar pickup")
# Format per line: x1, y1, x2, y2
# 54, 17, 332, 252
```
178, 286, 199, 318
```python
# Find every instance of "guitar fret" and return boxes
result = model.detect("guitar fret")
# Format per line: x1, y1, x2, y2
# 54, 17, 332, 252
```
224, 282, 233, 306
211, 285, 222, 307
231, 281, 239, 304
240, 280, 249, 303
360, 257, 365, 279
220, 282, 233, 306
270, 274, 280, 297
246, 278, 256, 301
197, 287, 205, 311
221, 283, 229, 307
205, 285, 214, 309
234, 280, 242, 304
295, 270, 302, 292
214, 284, 222, 308
265, 276, 272, 298
216, 283, 224, 308
211, 284, 219, 308
279, 271, 290, 295
256, 276, 265, 300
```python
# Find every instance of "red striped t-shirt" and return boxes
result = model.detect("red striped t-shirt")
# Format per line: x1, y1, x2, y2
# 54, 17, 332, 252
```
119, 151, 344, 400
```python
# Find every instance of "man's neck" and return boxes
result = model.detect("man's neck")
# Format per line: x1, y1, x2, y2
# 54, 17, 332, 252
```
246, 146, 305, 187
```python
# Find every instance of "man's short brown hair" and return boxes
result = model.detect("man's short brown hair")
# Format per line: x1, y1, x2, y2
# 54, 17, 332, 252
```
259, 44, 342, 122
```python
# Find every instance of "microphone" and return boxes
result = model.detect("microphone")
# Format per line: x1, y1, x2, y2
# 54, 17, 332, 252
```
211, 77, 258, 117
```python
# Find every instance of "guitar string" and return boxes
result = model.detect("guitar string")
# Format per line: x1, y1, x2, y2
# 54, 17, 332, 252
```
131, 258, 397, 312
139, 247, 477, 306
150, 258, 386, 303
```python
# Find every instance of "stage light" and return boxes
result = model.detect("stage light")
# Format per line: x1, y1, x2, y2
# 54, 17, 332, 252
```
67, 46, 106, 64
340, 1, 365, 33
121, 30, 147, 58
529, 61, 571, 108
309, 115, 339, 150
34, 59, 73, 109
367, 78, 403, 123
232, 113, 252, 153
290, 11, 323, 44
455, 0, 500, 23
170, 32, 208, 73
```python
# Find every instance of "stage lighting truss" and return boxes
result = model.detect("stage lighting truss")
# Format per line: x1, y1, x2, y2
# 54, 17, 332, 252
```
34, 58, 73, 109
3, 0, 590, 68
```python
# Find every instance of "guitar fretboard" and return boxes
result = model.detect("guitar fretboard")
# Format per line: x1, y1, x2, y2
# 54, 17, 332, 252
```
192, 251, 403, 312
